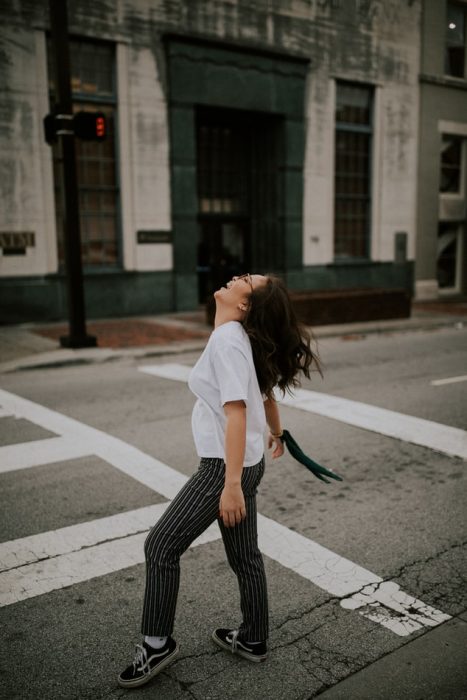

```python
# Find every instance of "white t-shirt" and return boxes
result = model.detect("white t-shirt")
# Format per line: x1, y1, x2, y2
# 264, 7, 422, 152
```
188, 321, 266, 467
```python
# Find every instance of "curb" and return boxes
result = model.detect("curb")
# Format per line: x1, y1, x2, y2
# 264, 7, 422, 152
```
314, 315, 465, 339
0, 315, 464, 375
0, 339, 208, 375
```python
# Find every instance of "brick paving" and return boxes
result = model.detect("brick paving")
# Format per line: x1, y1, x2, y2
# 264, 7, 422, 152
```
34, 319, 210, 348
32, 299, 467, 351
2, 297, 463, 369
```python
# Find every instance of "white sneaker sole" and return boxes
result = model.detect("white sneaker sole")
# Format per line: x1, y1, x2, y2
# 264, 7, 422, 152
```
211, 631, 267, 663
117, 643, 180, 688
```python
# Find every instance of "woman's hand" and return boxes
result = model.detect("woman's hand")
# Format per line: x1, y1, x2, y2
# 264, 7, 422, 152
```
268, 433, 285, 459
264, 397, 285, 459
219, 483, 246, 527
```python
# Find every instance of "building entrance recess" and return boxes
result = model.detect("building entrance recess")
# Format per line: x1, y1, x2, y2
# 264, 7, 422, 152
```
196, 106, 283, 302
165, 36, 308, 310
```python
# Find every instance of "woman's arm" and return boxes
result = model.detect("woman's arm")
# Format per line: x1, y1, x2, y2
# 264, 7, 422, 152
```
264, 397, 285, 459
219, 400, 247, 528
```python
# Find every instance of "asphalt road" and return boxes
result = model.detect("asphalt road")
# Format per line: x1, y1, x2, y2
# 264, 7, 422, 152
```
0, 325, 466, 699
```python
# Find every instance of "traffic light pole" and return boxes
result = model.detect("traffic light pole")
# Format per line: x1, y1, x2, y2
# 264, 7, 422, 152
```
48, 0, 96, 348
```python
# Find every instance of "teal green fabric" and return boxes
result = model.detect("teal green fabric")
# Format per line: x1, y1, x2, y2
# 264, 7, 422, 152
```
280, 430, 343, 484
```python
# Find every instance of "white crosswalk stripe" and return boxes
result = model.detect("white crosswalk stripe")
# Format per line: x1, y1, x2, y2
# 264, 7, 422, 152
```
0, 388, 451, 636
0, 507, 220, 607
430, 374, 467, 386
0, 503, 170, 572
139, 363, 467, 460
0, 436, 92, 474
279, 388, 467, 460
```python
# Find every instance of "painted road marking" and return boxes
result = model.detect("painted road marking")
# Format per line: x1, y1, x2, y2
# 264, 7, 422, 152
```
0, 506, 220, 607
257, 514, 449, 637
340, 580, 449, 635
0, 526, 221, 608
0, 389, 451, 635
431, 374, 467, 386
0, 503, 169, 572
139, 363, 467, 460
0, 508, 447, 636
0, 391, 185, 497
0, 436, 92, 474
140, 363, 192, 383
279, 388, 467, 460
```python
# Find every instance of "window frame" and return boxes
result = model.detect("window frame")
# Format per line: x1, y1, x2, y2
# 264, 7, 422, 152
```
48, 36, 122, 271
333, 80, 374, 262
439, 133, 467, 198
445, 1, 467, 79
437, 221, 464, 294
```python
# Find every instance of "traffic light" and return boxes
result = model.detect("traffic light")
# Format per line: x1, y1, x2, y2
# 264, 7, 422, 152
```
73, 111, 107, 141
43, 113, 58, 145
43, 111, 107, 144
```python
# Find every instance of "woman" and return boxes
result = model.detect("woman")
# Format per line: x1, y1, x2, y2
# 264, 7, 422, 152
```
118, 273, 319, 688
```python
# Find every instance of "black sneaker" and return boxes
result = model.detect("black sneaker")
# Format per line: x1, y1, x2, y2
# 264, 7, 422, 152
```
117, 638, 179, 688
212, 628, 267, 663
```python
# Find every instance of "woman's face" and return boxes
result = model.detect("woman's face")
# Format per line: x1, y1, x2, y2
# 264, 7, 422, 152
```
214, 273, 267, 310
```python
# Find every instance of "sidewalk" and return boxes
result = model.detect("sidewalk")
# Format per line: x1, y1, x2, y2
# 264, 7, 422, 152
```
0, 300, 466, 374
317, 615, 467, 699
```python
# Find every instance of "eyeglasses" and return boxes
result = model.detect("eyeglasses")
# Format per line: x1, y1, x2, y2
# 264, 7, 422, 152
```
233, 273, 253, 291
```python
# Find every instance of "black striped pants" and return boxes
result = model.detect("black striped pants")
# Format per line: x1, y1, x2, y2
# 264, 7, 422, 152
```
141, 456, 268, 642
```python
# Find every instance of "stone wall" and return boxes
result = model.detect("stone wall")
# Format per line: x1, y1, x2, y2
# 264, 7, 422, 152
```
0, 0, 421, 320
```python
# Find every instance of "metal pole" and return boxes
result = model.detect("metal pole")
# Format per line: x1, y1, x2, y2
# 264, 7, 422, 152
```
49, 0, 96, 348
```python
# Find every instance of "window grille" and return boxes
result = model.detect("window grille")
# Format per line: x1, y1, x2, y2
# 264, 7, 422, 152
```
48, 39, 120, 267
197, 123, 248, 216
334, 82, 373, 260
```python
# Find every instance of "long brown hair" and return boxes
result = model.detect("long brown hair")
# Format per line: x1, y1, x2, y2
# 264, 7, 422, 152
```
242, 275, 322, 399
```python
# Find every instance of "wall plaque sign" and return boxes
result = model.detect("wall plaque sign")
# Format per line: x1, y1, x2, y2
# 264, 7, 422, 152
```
137, 230, 172, 244
0, 232, 35, 255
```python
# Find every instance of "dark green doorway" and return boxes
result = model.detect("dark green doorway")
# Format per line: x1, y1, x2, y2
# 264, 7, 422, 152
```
195, 106, 283, 302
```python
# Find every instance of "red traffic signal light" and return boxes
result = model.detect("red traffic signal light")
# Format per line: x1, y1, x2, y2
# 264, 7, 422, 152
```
95, 115, 105, 138
73, 111, 107, 141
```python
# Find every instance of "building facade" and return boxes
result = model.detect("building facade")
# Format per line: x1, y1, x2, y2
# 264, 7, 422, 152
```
416, 0, 467, 299
0, 0, 421, 322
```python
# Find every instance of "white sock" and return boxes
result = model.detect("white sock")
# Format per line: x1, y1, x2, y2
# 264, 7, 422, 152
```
144, 635, 168, 649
